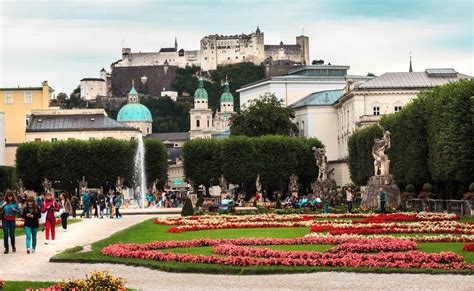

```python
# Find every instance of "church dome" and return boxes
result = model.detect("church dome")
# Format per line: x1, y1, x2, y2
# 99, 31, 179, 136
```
220, 81, 233, 103
117, 103, 152, 122
194, 77, 208, 99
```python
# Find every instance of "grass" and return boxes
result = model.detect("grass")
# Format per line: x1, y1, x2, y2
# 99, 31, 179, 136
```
0, 219, 82, 237
51, 218, 474, 275
2, 281, 54, 290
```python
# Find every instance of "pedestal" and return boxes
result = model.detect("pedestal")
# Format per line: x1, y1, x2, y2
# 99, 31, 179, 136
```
361, 175, 401, 209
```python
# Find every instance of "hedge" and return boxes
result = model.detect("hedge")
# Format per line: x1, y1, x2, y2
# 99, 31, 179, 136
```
183, 135, 323, 196
0, 166, 16, 192
16, 139, 168, 193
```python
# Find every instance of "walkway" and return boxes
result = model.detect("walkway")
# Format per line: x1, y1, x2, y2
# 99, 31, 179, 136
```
1, 215, 472, 290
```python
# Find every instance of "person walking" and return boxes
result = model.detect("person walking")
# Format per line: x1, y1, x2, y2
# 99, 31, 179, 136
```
41, 192, 59, 245
97, 191, 106, 219
114, 192, 123, 219
379, 187, 387, 214
90, 191, 98, 218
1, 191, 20, 254
107, 190, 115, 219
70, 194, 79, 218
346, 186, 353, 214
80, 191, 90, 219
59, 192, 72, 232
22, 196, 41, 254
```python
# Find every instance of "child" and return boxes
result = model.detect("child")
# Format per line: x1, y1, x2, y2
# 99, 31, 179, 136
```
22, 196, 41, 253
41, 192, 59, 245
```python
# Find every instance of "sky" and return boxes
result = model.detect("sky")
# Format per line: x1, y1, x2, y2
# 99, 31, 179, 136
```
0, 0, 472, 95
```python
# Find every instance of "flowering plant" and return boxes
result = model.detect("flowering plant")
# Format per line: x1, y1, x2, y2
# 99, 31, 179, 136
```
26, 271, 127, 291
464, 243, 474, 252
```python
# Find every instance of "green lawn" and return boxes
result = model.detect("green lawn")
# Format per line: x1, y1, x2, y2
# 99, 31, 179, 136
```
51, 218, 474, 275
0, 219, 82, 237
2, 281, 54, 291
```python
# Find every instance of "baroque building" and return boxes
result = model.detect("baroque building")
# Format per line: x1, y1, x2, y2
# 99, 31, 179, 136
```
116, 81, 153, 136
189, 76, 235, 139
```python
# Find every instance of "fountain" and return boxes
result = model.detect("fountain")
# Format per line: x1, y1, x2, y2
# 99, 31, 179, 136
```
134, 134, 147, 208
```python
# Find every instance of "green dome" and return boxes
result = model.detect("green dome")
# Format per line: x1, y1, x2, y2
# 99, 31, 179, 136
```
220, 81, 233, 103
194, 77, 208, 99
117, 103, 152, 122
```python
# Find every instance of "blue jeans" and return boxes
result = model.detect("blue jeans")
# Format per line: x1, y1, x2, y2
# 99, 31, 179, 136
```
2, 219, 16, 251
25, 226, 38, 250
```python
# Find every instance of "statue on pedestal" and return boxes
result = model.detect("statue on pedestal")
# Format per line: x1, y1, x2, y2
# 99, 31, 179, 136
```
255, 174, 262, 193
372, 124, 391, 176
149, 179, 158, 194
219, 175, 228, 193
289, 174, 299, 197
115, 176, 124, 194
313, 147, 328, 182
78, 176, 88, 194
42, 178, 53, 193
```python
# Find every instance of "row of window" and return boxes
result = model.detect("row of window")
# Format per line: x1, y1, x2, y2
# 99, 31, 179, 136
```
4, 92, 33, 104
373, 106, 403, 115
34, 136, 135, 142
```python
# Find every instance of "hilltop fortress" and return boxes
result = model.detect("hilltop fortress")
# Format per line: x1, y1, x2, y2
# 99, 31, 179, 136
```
114, 27, 309, 71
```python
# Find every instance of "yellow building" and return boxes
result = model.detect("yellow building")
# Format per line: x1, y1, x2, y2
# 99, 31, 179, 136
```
0, 81, 54, 165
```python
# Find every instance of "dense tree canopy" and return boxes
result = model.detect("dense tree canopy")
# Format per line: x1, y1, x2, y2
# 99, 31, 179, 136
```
348, 79, 474, 198
16, 139, 168, 193
230, 94, 298, 137
183, 136, 323, 197
141, 96, 191, 133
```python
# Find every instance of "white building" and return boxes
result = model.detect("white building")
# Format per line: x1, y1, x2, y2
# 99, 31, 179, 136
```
237, 65, 368, 107
80, 68, 109, 100
291, 68, 470, 186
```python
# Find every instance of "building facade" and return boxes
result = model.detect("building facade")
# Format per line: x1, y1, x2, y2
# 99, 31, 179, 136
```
0, 81, 54, 165
0, 113, 5, 165
237, 65, 367, 107
25, 108, 140, 142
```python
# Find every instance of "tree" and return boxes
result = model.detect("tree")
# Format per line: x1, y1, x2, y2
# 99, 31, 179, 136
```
230, 94, 298, 137
141, 96, 191, 133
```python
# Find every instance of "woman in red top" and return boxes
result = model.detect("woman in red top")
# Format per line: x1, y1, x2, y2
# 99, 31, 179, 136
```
41, 192, 59, 244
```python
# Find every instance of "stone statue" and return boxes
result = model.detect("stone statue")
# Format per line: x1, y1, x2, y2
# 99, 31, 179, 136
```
16, 179, 25, 194
149, 179, 158, 193
116, 176, 124, 194
289, 174, 299, 193
255, 174, 262, 193
78, 176, 88, 194
42, 178, 52, 193
372, 124, 391, 176
219, 175, 228, 193
313, 147, 328, 182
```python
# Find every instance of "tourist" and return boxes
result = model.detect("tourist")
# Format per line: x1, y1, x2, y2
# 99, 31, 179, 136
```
107, 190, 115, 219
80, 191, 90, 219
41, 192, 59, 245
323, 194, 330, 214
59, 192, 72, 231
90, 191, 98, 218
346, 186, 353, 213
146, 192, 153, 208
114, 192, 123, 219
1, 191, 20, 254
379, 187, 387, 214
97, 191, 106, 219
22, 196, 41, 254
70, 194, 79, 218
36, 192, 45, 208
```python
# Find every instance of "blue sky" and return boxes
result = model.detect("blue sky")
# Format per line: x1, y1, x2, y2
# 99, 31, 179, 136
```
0, 0, 472, 94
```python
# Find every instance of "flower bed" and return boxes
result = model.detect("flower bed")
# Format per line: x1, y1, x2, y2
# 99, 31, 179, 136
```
155, 212, 459, 233
464, 243, 474, 252
0, 218, 61, 229
102, 236, 473, 270
310, 220, 474, 235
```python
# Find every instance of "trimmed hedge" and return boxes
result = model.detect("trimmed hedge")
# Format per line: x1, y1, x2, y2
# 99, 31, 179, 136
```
0, 166, 16, 191
16, 139, 167, 192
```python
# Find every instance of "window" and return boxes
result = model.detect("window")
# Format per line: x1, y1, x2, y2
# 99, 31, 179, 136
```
300, 121, 305, 136
24, 91, 32, 104
5, 92, 13, 104
147, 127, 150, 134
207, 120, 210, 127
25, 114, 31, 127
394, 106, 403, 112
34, 138, 41, 142
51, 138, 58, 142
373, 106, 380, 115
196, 120, 200, 127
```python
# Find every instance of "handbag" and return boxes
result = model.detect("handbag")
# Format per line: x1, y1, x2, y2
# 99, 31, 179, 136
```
39, 212, 47, 225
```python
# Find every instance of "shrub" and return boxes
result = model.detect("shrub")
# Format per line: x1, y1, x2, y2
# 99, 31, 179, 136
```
423, 183, 433, 192
181, 198, 194, 216
53, 270, 126, 290
0, 166, 16, 191
469, 183, 474, 193
405, 184, 415, 193
275, 195, 282, 209
195, 196, 204, 208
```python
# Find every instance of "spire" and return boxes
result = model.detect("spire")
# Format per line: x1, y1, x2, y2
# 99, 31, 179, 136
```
174, 37, 178, 50
409, 52, 413, 72
198, 76, 204, 88
256, 25, 261, 34
223, 75, 230, 92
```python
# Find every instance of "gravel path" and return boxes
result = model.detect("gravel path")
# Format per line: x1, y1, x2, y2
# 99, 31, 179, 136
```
1, 215, 472, 290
